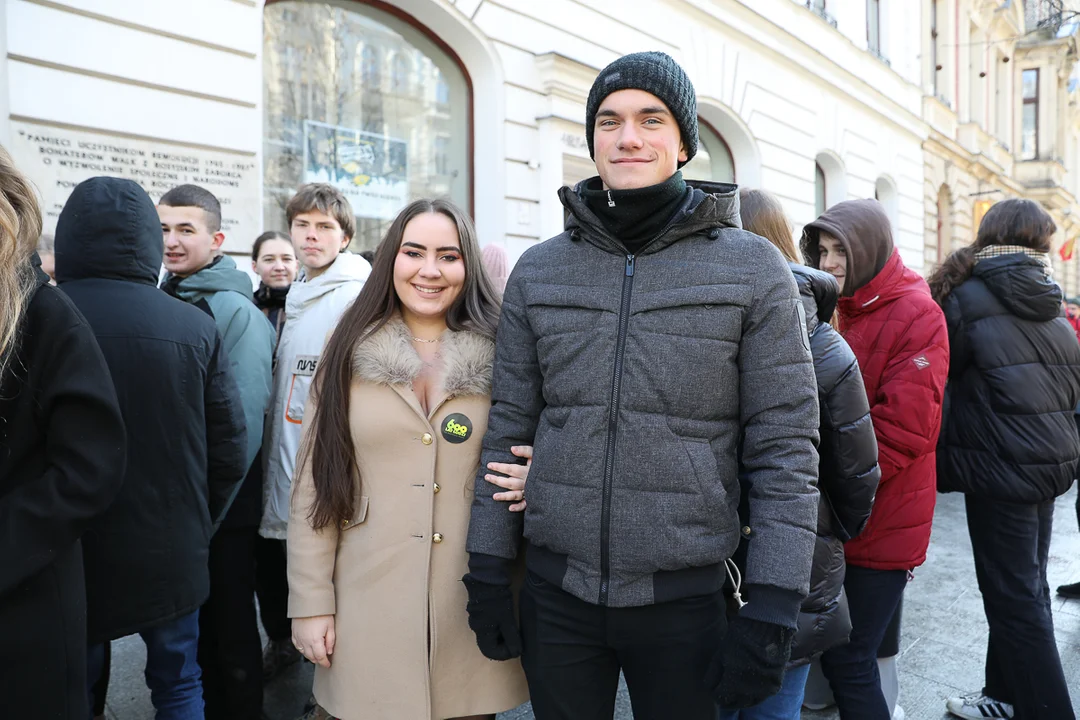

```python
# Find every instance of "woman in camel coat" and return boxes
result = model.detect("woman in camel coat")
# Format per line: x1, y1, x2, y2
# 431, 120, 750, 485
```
288, 198, 529, 720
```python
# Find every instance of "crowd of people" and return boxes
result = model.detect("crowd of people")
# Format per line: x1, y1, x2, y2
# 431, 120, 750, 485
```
2, 50, 1080, 720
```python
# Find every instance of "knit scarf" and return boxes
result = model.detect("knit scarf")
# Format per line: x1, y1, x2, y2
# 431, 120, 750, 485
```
581, 172, 689, 254
974, 245, 1054, 277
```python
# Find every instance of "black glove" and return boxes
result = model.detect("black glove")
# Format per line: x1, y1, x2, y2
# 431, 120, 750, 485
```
705, 615, 794, 709
462, 574, 522, 661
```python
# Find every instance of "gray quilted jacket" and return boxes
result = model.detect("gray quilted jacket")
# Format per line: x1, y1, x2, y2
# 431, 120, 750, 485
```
467, 180, 820, 610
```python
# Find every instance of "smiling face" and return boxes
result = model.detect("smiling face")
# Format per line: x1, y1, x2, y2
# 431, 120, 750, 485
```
392, 212, 465, 325
159, 205, 223, 277
290, 209, 351, 280
593, 89, 687, 191
253, 238, 298, 289
817, 232, 848, 293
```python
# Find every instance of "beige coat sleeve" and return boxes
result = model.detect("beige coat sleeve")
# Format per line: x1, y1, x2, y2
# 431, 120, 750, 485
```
287, 423, 340, 618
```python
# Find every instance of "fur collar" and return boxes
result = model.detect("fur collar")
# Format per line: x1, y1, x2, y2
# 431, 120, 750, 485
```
351, 316, 495, 397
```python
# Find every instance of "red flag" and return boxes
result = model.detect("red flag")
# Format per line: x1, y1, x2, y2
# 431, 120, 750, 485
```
1060, 237, 1076, 262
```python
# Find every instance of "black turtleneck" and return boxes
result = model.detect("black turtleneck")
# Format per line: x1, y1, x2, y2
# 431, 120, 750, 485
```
581, 172, 689, 254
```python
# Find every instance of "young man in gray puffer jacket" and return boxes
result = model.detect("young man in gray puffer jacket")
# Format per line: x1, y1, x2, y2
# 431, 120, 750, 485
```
464, 52, 820, 719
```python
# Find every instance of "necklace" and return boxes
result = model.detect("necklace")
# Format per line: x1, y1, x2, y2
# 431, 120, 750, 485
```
411, 336, 441, 344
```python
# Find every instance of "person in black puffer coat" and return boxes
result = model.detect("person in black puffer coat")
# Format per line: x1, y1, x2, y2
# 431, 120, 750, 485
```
930, 198, 1080, 720
726, 189, 880, 720
57, 177, 249, 718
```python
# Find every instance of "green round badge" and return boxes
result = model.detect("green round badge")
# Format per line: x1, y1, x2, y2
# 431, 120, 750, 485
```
441, 413, 473, 444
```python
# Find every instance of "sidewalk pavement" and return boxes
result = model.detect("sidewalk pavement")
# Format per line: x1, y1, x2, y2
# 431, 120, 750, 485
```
102, 488, 1080, 719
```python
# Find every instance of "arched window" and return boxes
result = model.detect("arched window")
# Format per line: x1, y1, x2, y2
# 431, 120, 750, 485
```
361, 46, 380, 88
391, 54, 411, 92
815, 163, 827, 217
874, 176, 899, 234
682, 119, 735, 183
814, 152, 847, 215
264, 1, 471, 251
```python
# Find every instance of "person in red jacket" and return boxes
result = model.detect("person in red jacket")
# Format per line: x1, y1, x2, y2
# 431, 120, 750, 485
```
1064, 297, 1080, 343
802, 199, 949, 720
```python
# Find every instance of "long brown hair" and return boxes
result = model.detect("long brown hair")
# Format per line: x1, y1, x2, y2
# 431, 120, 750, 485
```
0, 145, 43, 378
928, 198, 1055, 306
300, 198, 501, 529
739, 188, 801, 263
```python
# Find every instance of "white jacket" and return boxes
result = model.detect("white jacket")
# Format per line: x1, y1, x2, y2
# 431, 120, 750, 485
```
260, 252, 371, 539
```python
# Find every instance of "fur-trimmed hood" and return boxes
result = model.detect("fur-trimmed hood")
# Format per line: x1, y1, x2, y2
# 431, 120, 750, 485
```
351, 316, 495, 397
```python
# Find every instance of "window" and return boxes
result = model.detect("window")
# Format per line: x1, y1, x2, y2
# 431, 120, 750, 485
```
875, 176, 898, 234
867, 0, 881, 54
361, 46, 380, 88
815, 162, 826, 217
807, 0, 837, 28
681, 119, 735, 183
264, 2, 471, 251
931, 0, 939, 97
995, 53, 1008, 144
1021, 68, 1039, 160
391, 55, 410, 92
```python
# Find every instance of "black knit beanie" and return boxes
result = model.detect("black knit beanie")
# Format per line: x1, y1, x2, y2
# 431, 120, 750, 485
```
585, 51, 698, 167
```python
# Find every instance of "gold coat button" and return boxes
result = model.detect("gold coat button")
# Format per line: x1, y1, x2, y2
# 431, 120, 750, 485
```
433, 482, 441, 493
432, 533, 443, 544
421, 433, 433, 445
742, 525, 752, 537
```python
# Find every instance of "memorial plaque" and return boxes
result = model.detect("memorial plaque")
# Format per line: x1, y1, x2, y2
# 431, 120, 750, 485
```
11, 120, 260, 252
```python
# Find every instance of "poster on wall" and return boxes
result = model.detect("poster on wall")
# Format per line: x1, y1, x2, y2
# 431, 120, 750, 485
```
302, 120, 408, 221
10, 120, 259, 252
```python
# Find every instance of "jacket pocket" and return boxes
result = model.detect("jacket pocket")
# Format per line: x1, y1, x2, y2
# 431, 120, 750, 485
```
681, 438, 732, 532
340, 496, 369, 531
285, 374, 313, 425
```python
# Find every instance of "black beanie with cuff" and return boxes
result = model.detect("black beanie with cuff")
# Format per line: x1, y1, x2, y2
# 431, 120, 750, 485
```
585, 51, 698, 167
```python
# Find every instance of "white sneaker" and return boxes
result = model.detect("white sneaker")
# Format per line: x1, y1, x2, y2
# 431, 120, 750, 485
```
946, 692, 1014, 719
802, 701, 833, 711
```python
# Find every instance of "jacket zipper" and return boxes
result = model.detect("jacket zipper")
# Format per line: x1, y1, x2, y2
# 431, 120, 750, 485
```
599, 253, 635, 605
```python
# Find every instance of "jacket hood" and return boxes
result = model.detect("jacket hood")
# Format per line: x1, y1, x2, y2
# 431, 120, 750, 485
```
54, 177, 163, 286
558, 177, 741, 254
790, 263, 839, 329
973, 253, 1063, 322
288, 252, 372, 311
167, 254, 254, 301
802, 199, 894, 297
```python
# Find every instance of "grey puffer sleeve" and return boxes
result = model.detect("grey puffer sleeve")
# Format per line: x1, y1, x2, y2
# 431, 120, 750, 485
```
738, 244, 821, 601
466, 261, 545, 560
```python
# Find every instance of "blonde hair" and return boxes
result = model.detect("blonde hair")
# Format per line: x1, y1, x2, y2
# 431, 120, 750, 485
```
739, 188, 800, 263
0, 145, 43, 376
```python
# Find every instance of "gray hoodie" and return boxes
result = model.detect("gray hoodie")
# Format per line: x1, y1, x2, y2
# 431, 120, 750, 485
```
467, 180, 820, 622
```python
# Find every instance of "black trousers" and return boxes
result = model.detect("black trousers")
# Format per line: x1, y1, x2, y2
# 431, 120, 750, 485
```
519, 571, 723, 720
966, 494, 1074, 720
819, 565, 907, 720
198, 526, 263, 720
255, 536, 291, 642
